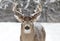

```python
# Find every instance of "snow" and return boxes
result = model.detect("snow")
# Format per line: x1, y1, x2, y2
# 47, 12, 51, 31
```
0, 23, 60, 41
41, 23, 60, 41
50, 0, 56, 2
0, 0, 2, 2
0, 23, 21, 41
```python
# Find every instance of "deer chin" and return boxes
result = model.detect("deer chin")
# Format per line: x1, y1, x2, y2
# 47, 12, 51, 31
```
24, 29, 31, 34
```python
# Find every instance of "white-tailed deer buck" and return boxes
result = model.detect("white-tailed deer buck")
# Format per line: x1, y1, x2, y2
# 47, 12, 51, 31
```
12, 2, 46, 41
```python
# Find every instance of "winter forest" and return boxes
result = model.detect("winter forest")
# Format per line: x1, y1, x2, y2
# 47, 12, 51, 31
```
0, 0, 60, 22
0, 0, 60, 41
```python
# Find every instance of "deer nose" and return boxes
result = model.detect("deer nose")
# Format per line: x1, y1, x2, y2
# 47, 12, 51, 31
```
25, 26, 30, 30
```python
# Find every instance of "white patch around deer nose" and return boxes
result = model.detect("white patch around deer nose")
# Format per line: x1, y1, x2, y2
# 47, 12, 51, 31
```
24, 29, 31, 34
24, 24, 31, 34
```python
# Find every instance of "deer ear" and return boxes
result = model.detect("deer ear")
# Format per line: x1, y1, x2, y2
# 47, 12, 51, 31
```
14, 13, 24, 22
31, 12, 41, 22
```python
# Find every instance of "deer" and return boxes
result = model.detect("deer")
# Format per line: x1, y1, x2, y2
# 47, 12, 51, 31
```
12, 2, 46, 41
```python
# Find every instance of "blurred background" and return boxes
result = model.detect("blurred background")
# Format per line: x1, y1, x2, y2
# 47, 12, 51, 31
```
0, 0, 60, 22
0, 23, 60, 41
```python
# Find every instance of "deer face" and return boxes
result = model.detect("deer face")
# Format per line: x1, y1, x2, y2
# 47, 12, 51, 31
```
12, 2, 42, 34
14, 15, 36, 34
21, 19, 34, 34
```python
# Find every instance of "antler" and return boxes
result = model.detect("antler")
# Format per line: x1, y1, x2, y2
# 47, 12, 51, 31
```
12, 2, 22, 13
12, 1, 42, 22
12, 2, 24, 22
31, 4, 42, 20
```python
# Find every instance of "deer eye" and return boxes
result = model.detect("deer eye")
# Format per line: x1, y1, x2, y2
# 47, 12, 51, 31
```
25, 26, 30, 30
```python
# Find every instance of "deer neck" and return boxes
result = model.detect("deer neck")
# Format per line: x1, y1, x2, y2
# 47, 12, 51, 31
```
21, 33, 35, 41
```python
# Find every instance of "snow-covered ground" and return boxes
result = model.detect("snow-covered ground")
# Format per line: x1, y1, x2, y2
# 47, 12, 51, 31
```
0, 23, 60, 41
41, 23, 60, 41
0, 0, 2, 2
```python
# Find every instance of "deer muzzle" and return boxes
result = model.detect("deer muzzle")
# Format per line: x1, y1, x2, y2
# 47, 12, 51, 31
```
24, 26, 31, 34
25, 26, 30, 30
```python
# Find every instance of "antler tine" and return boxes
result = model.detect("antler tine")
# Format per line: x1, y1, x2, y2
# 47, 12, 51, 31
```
33, 4, 42, 15
12, 1, 24, 22
12, 2, 18, 12
31, 4, 42, 18
12, 1, 23, 15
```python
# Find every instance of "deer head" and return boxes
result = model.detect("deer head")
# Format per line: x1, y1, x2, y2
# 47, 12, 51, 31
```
12, 2, 42, 34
